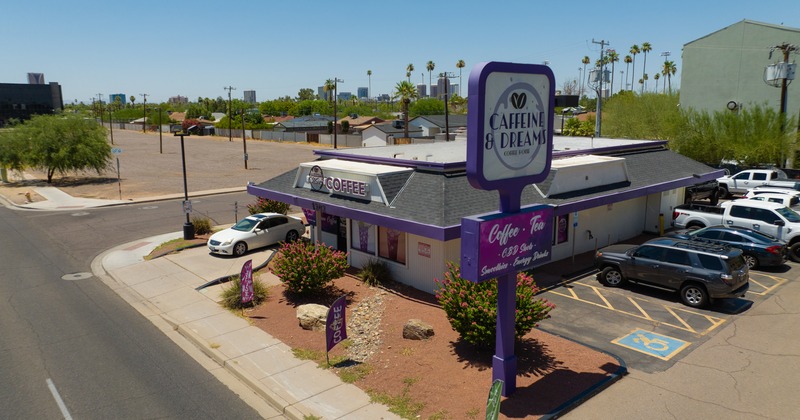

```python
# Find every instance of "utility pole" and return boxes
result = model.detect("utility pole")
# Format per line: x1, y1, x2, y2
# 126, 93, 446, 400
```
332, 78, 343, 149
96, 93, 104, 124
440, 72, 457, 140
140, 93, 148, 133
224, 86, 236, 141
592, 39, 609, 138
765, 43, 798, 166
661, 51, 671, 94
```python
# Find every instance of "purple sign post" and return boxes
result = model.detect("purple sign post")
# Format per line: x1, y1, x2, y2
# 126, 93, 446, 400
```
325, 295, 348, 365
240, 260, 254, 314
463, 61, 555, 396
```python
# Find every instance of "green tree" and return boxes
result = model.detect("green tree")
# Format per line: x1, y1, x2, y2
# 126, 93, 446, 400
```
623, 55, 632, 91
455, 59, 465, 97
607, 50, 619, 96
662, 60, 677, 94
297, 88, 315, 101
8, 114, 111, 183
653, 73, 660, 92
410, 97, 444, 117
323, 79, 335, 103
426, 60, 435, 95
406, 63, 414, 82
393, 80, 418, 139
640, 42, 652, 93
602, 91, 680, 140
630, 44, 640, 93
581, 55, 591, 97
367, 69, 372, 99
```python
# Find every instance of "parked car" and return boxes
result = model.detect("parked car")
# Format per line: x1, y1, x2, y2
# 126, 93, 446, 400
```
746, 193, 800, 208
594, 238, 749, 308
717, 168, 790, 197
207, 213, 305, 257
744, 187, 800, 199
684, 180, 720, 205
666, 226, 787, 269
672, 199, 800, 262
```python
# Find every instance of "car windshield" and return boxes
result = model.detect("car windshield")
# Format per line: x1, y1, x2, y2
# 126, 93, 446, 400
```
775, 206, 800, 223
231, 218, 259, 232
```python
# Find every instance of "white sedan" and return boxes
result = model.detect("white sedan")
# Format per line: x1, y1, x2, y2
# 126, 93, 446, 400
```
207, 213, 305, 257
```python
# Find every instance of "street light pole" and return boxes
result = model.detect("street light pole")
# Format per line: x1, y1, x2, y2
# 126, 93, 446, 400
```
140, 93, 148, 133
175, 126, 196, 240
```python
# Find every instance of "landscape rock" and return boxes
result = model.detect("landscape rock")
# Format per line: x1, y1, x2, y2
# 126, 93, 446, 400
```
297, 304, 328, 331
403, 319, 434, 340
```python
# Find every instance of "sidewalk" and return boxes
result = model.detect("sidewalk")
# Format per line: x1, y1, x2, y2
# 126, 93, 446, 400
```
92, 233, 402, 420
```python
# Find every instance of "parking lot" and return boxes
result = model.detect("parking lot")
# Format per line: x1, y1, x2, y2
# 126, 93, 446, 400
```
539, 261, 796, 372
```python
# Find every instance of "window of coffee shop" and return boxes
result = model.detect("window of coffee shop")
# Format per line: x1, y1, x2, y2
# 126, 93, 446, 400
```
351, 221, 376, 254
378, 226, 406, 264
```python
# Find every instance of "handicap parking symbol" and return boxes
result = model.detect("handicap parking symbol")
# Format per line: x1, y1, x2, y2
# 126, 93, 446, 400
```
612, 329, 690, 361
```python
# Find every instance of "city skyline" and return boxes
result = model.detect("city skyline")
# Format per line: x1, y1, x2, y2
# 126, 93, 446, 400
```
2, 1, 798, 104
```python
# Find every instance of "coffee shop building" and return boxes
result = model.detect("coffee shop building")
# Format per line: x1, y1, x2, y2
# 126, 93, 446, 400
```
247, 138, 723, 293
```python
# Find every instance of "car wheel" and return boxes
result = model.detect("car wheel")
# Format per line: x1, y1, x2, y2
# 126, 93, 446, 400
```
719, 185, 730, 198
599, 266, 625, 287
233, 242, 248, 257
742, 254, 758, 270
680, 283, 708, 308
789, 243, 800, 263
709, 188, 720, 205
286, 230, 299, 242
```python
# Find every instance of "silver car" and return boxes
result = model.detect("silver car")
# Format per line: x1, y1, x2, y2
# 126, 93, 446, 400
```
207, 213, 305, 256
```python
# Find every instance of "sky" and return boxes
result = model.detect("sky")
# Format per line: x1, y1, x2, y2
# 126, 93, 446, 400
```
3, 1, 799, 105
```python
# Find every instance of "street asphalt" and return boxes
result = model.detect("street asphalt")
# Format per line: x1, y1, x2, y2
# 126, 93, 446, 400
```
3, 185, 799, 419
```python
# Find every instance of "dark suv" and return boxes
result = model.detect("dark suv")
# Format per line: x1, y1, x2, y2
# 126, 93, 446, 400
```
594, 238, 749, 308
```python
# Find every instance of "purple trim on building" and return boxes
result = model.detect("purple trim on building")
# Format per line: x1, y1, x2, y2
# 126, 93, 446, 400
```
552, 170, 725, 216
247, 184, 460, 241
248, 167, 723, 243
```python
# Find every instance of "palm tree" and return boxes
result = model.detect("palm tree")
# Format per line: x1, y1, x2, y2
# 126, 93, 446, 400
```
581, 56, 590, 98
607, 50, 619, 96
426, 61, 436, 97
640, 42, 652, 93
653, 73, 660, 93
367, 70, 372, 100
662, 60, 677, 94
623, 55, 632, 91
456, 59, 465, 97
393, 80, 418, 139
629, 44, 640, 93
323, 79, 335, 102
406, 63, 414, 82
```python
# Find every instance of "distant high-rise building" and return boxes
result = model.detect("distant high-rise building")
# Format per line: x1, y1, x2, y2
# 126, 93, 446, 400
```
436, 77, 453, 100
109, 93, 126, 106
377, 93, 390, 102
357, 87, 368, 99
337, 92, 352, 101
0, 81, 63, 126
416, 84, 426, 98
168, 95, 188, 105
244, 90, 256, 104
27, 73, 45, 84
318, 86, 331, 101
451, 84, 459, 97
430, 85, 439, 99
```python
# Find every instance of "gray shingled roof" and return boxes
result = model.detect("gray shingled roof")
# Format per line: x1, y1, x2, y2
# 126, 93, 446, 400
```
252, 148, 717, 229
412, 114, 468, 128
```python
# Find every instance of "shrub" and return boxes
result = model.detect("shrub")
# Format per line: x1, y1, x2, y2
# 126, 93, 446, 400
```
191, 215, 212, 235
247, 197, 290, 215
434, 262, 555, 348
220, 274, 269, 310
359, 258, 392, 286
273, 241, 348, 295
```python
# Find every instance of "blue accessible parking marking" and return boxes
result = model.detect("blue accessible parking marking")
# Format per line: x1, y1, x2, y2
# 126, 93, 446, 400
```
611, 329, 690, 361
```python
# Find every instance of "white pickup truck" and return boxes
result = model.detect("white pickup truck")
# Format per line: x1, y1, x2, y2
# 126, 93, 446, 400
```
672, 199, 800, 262
717, 168, 798, 197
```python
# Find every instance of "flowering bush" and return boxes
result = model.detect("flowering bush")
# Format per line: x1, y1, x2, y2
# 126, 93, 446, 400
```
272, 241, 348, 295
435, 262, 555, 348
247, 197, 290, 215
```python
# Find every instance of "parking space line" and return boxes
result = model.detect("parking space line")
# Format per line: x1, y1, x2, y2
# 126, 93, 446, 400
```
592, 285, 614, 310
628, 297, 652, 321
548, 281, 727, 335
664, 306, 696, 334
746, 273, 787, 296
